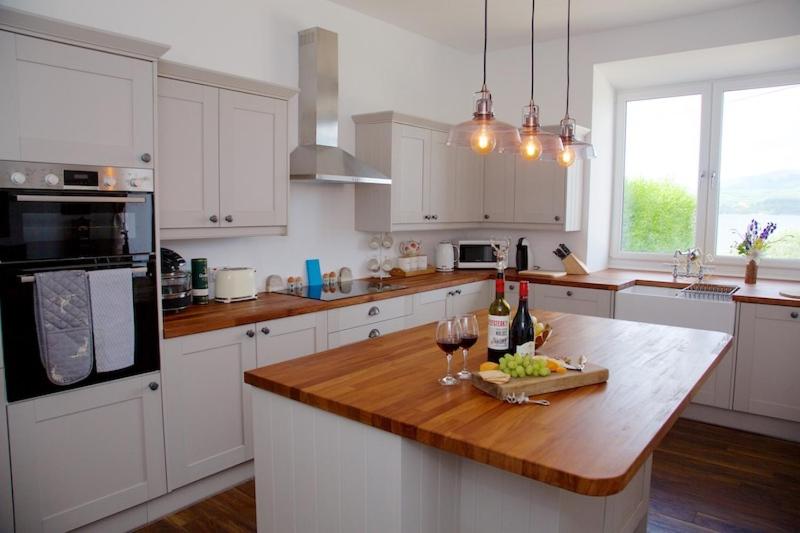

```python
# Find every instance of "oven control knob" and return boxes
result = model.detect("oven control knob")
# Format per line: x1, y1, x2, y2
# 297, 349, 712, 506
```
103, 176, 116, 188
10, 172, 26, 185
44, 173, 60, 186
129, 177, 141, 188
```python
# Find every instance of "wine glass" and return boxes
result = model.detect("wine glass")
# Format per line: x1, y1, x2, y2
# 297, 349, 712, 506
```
435, 318, 462, 386
456, 314, 479, 380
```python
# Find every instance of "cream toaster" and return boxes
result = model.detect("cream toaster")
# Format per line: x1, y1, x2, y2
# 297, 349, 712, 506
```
214, 267, 257, 303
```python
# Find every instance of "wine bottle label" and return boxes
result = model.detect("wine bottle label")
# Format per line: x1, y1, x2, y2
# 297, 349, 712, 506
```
487, 314, 509, 350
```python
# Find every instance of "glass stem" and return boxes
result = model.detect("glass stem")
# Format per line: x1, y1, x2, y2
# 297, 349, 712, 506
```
462, 349, 469, 372
446, 353, 452, 376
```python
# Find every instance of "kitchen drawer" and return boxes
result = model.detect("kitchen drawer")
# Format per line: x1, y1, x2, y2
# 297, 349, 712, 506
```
327, 296, 412, 332
532, 284, 613, 318
328, 317, 407, 349
755, 304, 800, 322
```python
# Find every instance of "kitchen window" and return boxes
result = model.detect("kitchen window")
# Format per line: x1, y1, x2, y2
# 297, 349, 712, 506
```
611, 71, 800, 271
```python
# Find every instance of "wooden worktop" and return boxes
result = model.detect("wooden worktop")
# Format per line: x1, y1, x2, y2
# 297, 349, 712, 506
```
244, 309, 732, 497
164, 268, 800, 338
162, 270, 495, 338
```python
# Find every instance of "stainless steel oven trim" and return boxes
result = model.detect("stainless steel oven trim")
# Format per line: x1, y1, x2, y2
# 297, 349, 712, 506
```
18, 266, 148, 283
14, 194, 146, 203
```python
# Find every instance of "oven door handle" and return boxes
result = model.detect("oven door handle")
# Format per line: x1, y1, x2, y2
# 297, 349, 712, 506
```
14, 194, 146, 204
18, 266, 149, 283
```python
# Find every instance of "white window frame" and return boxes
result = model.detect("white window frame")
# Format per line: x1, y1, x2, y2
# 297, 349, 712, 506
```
609, 70, 800, 277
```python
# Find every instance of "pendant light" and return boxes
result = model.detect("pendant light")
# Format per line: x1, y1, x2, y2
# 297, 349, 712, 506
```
518, 0, 563, 161
447, 0, 520, 155
556, 0, 596, 168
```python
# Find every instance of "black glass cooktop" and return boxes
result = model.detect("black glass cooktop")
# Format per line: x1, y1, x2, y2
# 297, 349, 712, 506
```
275, 280, 407, 301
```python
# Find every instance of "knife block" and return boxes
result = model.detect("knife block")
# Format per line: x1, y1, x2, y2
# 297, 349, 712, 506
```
561, 254, 589, 275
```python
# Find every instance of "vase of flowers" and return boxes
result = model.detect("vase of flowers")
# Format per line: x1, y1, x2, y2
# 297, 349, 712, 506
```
733, 220, 777, 284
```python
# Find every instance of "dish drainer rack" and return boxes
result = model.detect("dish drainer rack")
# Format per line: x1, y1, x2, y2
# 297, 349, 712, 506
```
679, 282, 739, 301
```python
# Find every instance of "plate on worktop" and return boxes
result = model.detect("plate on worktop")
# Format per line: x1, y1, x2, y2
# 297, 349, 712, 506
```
472, 363, 609, 400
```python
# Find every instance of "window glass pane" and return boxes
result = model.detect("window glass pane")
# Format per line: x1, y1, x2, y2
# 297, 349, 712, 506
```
715, 83, 800, 259
621, 95, 702, 254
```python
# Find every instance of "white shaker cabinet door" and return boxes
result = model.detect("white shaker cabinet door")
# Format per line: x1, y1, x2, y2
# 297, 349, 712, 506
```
392, 124, 430, 224
7, 374, 166, 533
734, 304, 800, 422
514, 159, 566, 225
428, 130, 456, 223
453, 146, 484, 223
256, 312, 328, 367
483, 152, 516, 223
162, 325, 257, 491
219, 89, 288, 227
0, 31, 155, 167
157, 78, 220, 229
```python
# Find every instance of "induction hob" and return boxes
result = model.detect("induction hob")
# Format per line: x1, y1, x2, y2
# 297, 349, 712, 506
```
275, 279, 407, 301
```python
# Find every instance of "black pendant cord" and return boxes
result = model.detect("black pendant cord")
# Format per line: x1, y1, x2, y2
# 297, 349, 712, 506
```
530, 0, 535, 101
482, 0, 488, 88
565, 0, 571, 116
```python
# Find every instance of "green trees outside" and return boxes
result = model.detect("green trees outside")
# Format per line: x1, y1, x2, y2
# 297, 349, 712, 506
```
622, 179, 696, 253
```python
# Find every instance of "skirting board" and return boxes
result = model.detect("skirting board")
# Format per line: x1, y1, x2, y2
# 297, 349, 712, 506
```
682, 403, 800, 442
75, 462, 254, 533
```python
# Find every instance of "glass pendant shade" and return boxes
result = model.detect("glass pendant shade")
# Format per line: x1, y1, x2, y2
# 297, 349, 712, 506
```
556, 116, 596, 167
447, 88, 521, 155
518, 102, 563, 160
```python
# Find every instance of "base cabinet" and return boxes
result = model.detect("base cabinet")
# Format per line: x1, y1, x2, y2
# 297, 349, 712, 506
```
407, 281, 491, 328
256, 312, 327, 366
533, 284, 613, 318
734, 303, 800, 422
162, 325, 257, 491
7, 374, 166, 533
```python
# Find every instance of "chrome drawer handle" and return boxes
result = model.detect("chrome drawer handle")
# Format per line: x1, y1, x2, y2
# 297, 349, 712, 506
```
140, 153, 152, 163
261, 326, 270, 335
566, 290, 573, 297
209, 215, 218, 223
792, 312, 799, 319
368, 328, 381, 339
368, 306, 380, 316
225, 215, 234, 223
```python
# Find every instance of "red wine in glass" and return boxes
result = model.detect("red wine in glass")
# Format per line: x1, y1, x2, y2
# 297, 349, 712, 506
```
456, 314, 479, 380
435, 319, 462, 386
437, 337, 461, 354
459, 334, 478, 349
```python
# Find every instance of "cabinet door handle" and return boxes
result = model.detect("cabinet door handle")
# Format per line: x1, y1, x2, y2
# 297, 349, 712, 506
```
225, 215, 234, 223
246, 329, 255, 338
432, 214, 439, 220
368, 328, 381, 339
484, 214, 490, 219
554, 215, 561, 222
792, 311, 799, 319
455, 289, 462, 295
566, 290, 573, 297
424, 215, 430, 220
261, 326, 270, 335
140, 153, 152, 163
148, 382, 159, 391
368, 306, 380, 316
209, 215, 218, 223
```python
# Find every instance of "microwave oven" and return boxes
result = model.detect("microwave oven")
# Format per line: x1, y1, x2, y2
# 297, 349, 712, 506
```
456, 240, 496, 269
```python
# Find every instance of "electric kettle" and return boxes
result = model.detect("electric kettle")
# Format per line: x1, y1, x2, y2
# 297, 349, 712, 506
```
435, 241, 458, 272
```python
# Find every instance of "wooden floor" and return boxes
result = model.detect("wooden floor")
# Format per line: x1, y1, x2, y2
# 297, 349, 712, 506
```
138, 419, 800, 533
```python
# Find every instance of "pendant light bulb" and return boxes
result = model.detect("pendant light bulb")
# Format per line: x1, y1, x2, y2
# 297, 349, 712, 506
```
471, 124, 497, 155
520, 133, 543, 160
556, 146, 576, 168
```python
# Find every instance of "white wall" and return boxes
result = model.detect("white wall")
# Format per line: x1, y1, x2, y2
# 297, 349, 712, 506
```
483, 0, 800, 270
0, 0, 477, 286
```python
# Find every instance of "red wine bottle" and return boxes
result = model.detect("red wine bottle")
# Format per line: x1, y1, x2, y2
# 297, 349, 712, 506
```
510, 281, 534, 354
487, 272, 510, 363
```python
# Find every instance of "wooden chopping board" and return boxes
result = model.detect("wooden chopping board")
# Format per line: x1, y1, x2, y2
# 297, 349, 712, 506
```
518, 270, 567, 278
471, 363, 609, 399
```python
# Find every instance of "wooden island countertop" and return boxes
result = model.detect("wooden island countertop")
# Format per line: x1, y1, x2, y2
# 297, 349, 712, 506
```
244, 309, 733, 497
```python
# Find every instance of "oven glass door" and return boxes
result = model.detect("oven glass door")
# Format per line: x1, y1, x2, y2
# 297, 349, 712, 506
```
0, 190, 154, 262
459, 244, 496, 264
0, 258, 160, 402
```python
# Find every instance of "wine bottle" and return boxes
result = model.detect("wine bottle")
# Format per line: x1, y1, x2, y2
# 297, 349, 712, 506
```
510, 281, 534, 355
487, 272, 511, 363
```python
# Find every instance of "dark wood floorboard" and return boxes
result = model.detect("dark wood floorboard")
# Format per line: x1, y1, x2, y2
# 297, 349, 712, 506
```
137, 419, 800, 532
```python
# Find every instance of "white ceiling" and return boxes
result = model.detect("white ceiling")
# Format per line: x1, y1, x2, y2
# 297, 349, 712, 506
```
328, 0, 762, 52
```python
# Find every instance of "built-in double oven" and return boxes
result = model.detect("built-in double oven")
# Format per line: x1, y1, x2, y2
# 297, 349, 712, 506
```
0, 161, 159, 402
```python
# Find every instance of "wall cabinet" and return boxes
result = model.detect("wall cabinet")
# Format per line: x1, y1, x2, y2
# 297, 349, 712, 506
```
0, 31, 156, 168
7, 374, 166, 532
532, 284, 613, 318
483, 153, 516, 223
157, 61, 295, 239
734, 303, 800, 422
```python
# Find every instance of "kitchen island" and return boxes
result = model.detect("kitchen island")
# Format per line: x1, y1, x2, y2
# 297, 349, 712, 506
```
244, 310, 733, 533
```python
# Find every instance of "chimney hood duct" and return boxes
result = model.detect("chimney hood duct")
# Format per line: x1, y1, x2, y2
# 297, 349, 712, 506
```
290, 27, 390, 185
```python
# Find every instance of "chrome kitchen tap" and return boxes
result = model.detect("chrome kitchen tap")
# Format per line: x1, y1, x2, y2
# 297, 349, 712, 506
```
672, 248, 706, 280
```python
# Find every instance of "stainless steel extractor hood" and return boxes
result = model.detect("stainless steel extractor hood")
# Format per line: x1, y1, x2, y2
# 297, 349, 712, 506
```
290, 27, 390, 185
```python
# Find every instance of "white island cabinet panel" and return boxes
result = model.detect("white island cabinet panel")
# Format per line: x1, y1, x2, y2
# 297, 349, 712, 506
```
162, 325, 256, 491
157, 77, 220, 229
734, 303, 800, 422
7, 374, 166, 533
0, 31, 154, 167
219, 89, 288, 228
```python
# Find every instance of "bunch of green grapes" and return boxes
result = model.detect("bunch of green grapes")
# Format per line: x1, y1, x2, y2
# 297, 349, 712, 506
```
497, 353, 551, 378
